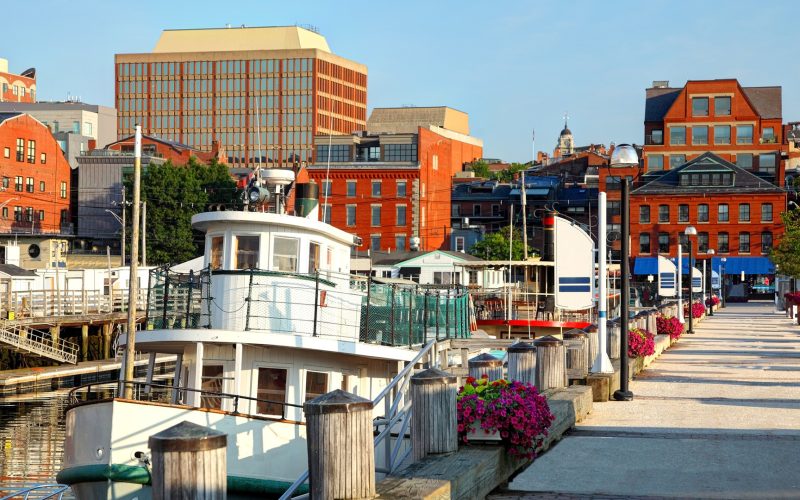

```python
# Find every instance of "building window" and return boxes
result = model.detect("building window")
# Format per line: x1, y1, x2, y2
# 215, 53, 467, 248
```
346, 205, 356, 226
739, 232, 750, 253
25, 207, 33, 222
60, 181, 67, 199
371, 180, 381, 197
210, 236, 224, 270
650, 129, 663, 145
492, 205, 501, 216
658, 233, 669, 254
15, 176, 23, 192
384, 143, 417, 162
669, 126, 686, 145
692, 97, 709, 116
84, 122, 93, 136
396, 180, 407, 198
371, 205, 381, 226
304, 371, 328, 402
606, 201, 620, 217
648, 155, 664, 171
739, 203, 750, 222
25, 177, 34, 193
272, 236, 298, 272
396, 234, 407, 251
718, 203, 729, 222
698, 232, 709, 253
639, 233, 651, 254
1, 177, 7, 189
678, 204, 689, 223
26, 140, 35, 163
72, 121, 80, 133
315, 144, 350, 162
736, 125, 753, 144
396, 205, 407, 226
346, 180, 356, 197
761, 231, 773, 254
256, 367, 287, 416
452, 204, 461, 217
698, 204, 709, 222
454, 236, 465, 252
639, 205, 650, 223
60, 209, 69, 224
658, 205, 669, 223
692, 126, 708, 145
473, 204, 482, 216
321, 204, 331, 224
39, 181, 45, 192
16, 138, 24, 161
234, 235, 260, 269
13, 207, 21, 221
38, 210, 45, 221
3, 147, 8, 158
321, 180, 332, 197
678, 233, 688, 249
714, 96, 731, 116
736, 153, 753, 170
370, 235, 381, 252
718, 232, 729, 253
759, 154, 776, 174
762, 127, 775, 143
714, 125, 730, 145
1, 207, 6, 219
40, 152, 46, 164
761, 203, 773, 222
669, 155, 685, 169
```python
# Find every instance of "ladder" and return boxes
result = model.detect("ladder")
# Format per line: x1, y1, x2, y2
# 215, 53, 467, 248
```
0, 320, 79, 364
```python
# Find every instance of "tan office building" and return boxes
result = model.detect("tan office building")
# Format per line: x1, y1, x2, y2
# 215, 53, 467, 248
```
115, 26, 367, 166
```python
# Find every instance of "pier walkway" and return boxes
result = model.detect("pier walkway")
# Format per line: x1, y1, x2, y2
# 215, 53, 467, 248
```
500, 301, 800, 499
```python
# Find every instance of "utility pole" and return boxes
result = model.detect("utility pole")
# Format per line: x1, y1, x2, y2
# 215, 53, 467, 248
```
121, 188, 126, 266
141, 201, 147, 267
123, 125, 142, 399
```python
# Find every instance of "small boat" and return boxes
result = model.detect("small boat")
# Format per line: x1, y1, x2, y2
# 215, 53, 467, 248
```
58, 170, 471, 498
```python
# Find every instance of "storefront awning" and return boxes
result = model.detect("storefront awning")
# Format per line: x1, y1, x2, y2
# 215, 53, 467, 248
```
712, 256, 774, 276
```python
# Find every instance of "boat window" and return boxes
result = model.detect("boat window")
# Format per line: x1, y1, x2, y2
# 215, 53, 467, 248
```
210, 236, 224, 270
201, 365, 226, 410
305, 371, 328, 402
309, 242, 321, 273
256, 367, 287, 417
273, 236, 298, 272
234, 235, 259, 269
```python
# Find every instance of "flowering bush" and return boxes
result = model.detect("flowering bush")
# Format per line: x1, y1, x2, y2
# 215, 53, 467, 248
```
683, 302, 706, 319
628, 327, 655, 358
785, 292, 800, 305
457, 375, 554, 460
705, 295, 720, 307
656, 315, 683, 340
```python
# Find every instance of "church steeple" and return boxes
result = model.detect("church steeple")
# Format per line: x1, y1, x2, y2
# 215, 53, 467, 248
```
555, 113, 574, 157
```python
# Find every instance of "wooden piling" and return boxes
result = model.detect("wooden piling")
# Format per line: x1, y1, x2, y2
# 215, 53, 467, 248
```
81, 324, 89, 361
583, 325, 599, 370
563, 330, 589, 380
507, 341, 536, 385
49, 325, 60, 347
468, 353, 503, 381
533, 335, 567, 390
410, 367, 458, 461
148, 420, 227, 500
305, 389, 375, 500
102, 323, 112, 359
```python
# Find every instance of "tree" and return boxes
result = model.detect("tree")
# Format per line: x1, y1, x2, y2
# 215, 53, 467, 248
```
771, 208, 800, 278
468, 225, 532, 261
188, 157, 239, 208
469, 160, 491, 179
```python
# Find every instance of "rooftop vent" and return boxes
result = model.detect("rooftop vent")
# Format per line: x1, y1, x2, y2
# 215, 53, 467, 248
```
652, 80, 669, 88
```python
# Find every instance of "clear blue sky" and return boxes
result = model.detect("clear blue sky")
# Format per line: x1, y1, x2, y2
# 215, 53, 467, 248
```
6, 0, 797, 162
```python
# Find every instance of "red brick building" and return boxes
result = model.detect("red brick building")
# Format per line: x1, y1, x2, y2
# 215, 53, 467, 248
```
105, 134, 224, 164
0, 113, 71, 234
307, 108, 482, 252
0, 59, 36, 103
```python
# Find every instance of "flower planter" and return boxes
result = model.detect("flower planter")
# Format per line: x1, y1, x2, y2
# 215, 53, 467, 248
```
467, 420, 502, 442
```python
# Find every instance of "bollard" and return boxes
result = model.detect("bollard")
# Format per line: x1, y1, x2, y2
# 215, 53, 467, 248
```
647, 312, 657, 335
583, 325, 599, 371
305, 390, 375, 500
533, 335, 567, 390
563, 330, 589, 380
607, 323, 621, 359
507, 341, 536, 385
410, 367, 458, 461
149, 421, 227, 500
468, 353, 503, 381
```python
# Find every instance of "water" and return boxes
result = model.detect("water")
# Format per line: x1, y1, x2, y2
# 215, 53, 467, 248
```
0, 391, 70, 494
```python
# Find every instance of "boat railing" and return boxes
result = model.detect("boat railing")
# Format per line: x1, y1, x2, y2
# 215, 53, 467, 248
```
470, 287, 595, 323
145, 265, 473, 348
67, 380, 304, 421
279, 339, 439, 500
0, 484, 70, 500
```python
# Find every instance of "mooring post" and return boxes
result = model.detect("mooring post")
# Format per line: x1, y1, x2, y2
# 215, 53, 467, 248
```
149, 421, 227, 500
468, 353, 503, 381
507, 341, 536, 385
533, 335, 567, 390
304, 390, 375, 499
563, 329, 589, 380
81, 324, 89, 361
410, 367, 458, 462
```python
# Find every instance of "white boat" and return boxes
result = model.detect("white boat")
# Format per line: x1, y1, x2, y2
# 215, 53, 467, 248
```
58, 170, 471, 498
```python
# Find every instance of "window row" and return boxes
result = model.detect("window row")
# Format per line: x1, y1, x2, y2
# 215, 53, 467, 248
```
639, 203, 772, 224
368, 234, 408, 252
119, 58, 315, 79
317, 179, 408, 199
648, 152, 777, 173
209, 234, 334, 273
331, 204, 408, 227
665, 124, 774, 146
5, 139, 46, 164
640, 231, 773, 254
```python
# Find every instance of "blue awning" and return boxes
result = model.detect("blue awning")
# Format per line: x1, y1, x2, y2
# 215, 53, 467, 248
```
712, 256, 774, 276
633, 257, 657, 275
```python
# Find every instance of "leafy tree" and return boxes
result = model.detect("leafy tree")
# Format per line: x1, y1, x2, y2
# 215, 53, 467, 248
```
771, 208, 800, 278
469, 160, 491, 179
468, 225, 533, 261
188, 157, 239, 208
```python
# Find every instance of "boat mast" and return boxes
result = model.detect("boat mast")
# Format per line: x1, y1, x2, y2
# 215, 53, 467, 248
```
123, 124, 142, 399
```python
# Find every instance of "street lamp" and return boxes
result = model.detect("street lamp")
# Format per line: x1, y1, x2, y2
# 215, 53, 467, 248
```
610, 144, 638, 402
685, 226, 697, 333
721, 257, 727, 307
706, 249, 715, 316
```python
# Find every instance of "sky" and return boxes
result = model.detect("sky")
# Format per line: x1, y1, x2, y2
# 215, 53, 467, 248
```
6, 0, 797, 162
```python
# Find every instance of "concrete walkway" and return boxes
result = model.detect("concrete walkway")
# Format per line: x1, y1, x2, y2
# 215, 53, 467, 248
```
502, 302, 800, 499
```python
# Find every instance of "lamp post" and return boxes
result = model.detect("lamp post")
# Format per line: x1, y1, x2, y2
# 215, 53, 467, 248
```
610, 144, 638, 402
707, 249, 715, 316
685, 226, 697, 334
721, 257, 727, 308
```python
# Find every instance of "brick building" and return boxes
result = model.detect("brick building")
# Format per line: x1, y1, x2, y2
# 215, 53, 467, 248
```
0, 58, 35, 103
106, 134, 223, 164
115, 26, 367, 167
0, 113, 71, 235
307, 107, 483, 252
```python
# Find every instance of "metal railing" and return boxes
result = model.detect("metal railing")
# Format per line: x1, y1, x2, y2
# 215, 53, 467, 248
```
0, 484, 70, 500
279, 340, 439, 500
1, 289, 147, 319
470, 287, 594, 324
0, 320, 78, 364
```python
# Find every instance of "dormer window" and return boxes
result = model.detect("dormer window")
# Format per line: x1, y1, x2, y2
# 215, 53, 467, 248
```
692, 97, 709, 116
